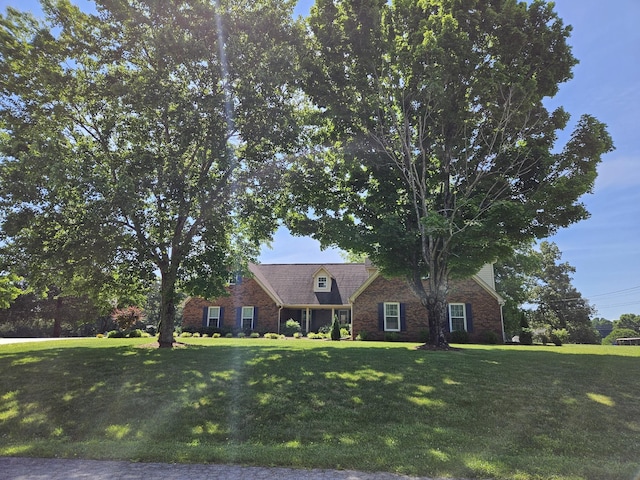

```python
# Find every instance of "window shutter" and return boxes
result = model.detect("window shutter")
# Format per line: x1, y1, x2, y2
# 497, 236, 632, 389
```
202, 307, 208, 327
236, 307, 242, 329
466, 303, 474, 333
400, 303, 407, 331
236, 273, 243, 285
219, 307, 224, 327
253, 307, 258, 330
378, 303, 384, 331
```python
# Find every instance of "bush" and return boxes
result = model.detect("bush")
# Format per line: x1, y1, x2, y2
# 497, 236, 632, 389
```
237, 332, 246, 338
225, 332, 233, 338
307, 332, 323, 339
603, 328, 638, 345
331, 318, 341, 341
519, 328, 533, 345
128, 329, 144, 338
340, 327, 350, 338
356, 330, 369, 341
478, 330, 500, 344
250, 332, 260, 338
192, 332, 201, 338
293, 332, 302, 339
384, 332, 400, 342
449, 330, 469, 344
213, 333, 222, 338
418, 330, 430, 344
264, 333, 279, 339
111, 306, 145, 332
282, 319, 301, 337
107, 330, 125, 338
180, 332, 193, 338
550, 328, 569, 346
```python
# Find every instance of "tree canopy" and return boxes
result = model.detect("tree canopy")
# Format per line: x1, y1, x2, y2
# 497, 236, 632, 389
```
285, 0, 613, 343
0, 0, 303, 346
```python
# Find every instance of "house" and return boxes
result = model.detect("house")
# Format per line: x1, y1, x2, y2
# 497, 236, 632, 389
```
181, 262, 505, 343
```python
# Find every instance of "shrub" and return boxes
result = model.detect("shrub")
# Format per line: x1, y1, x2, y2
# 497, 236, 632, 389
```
128, 329, 144, 338
550, 328, 569, 346
111, 306, 145, 332
418, 330, 430, 344
225, 332, 233, 338
282, 319, 301, 337
479, 330, 500, 345
213, 333, 222, 338
356, 330, 369, 341
603, 328, 638, 345
449, 330, 469, 344
180, 332, 193, 338
192, 332, 201, 338
107, 330, 125, 338
307, 332, 323, 339
293, 332, 302, 339
237, 332, 246, 338
519, 328, 533, 345
96, 333, 104, 339
384, 332, 400, 342
250, 332, 260, 338
340, 327, 350, 338
331, 318, 341, 341
264, 333, 279, 339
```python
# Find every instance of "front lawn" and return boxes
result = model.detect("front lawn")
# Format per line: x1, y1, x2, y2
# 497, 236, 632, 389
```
0, 338, 638, 479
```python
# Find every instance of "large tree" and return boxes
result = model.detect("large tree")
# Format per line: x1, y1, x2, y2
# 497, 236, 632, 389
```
286, 0, 613, 344
0, 0, 302, 346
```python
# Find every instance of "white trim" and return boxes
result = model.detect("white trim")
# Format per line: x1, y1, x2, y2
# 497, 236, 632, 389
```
448, 303, 467, 332
241, 306, 255, 330
384, 302, 401, 332
207, 306, 221, 328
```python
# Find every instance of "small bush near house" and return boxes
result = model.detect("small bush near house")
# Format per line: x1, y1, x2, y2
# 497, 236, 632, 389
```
264, 333, 279, 339
213, 333, 222, 338
180, 332, 193, 338
479, 330, 500, 344
384, 332, 401, 342
331, 318, 341, 341
356, 330, 369, 341
225, 333, 233, 338
418, 330, 430, 343
250, 332, 260, 338
237, 332, 246, 338
127, 329, 144, 338
340, 327, 350, 338
449, 330, 469, 344
107, 330, 126, 338
307, 332, 323, 339
282, 319, 301, 337
192, 332, 201, 338
519, 327, 533, 345
293, 332, 302, 339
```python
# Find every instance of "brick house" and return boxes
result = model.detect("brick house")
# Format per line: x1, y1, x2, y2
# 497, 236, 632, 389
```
182, 262, 505, 343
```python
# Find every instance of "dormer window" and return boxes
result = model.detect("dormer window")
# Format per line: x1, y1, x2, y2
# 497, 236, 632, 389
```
313, 268, 332, 292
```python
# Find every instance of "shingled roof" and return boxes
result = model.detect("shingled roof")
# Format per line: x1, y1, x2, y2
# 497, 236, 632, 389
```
249, 263, 371, 307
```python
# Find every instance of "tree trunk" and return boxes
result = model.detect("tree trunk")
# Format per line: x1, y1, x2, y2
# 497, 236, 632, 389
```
52, 296, 63, 338
157, 270, 177, 348
406, 270, 449, 346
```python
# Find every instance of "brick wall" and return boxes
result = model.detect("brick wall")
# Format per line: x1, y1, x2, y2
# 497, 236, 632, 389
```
182, 278, 280, 333
352, 275, 503, 342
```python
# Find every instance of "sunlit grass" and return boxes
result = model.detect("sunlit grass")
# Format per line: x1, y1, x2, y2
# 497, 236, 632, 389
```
0, 338, 639, 479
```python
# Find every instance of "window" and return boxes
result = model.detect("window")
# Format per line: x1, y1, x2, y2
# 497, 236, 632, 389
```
241, 306, 254, 330
384, 302, 400, 331
449, 303, 466, 331
207, 306, 221, 328
317, 276, 327, 289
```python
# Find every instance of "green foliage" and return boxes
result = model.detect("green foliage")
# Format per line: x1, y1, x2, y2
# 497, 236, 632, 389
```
0, 273, 24, 309
448, 330, 470, 344
111, 306, 145, 332
384, 332, 400, 342
264, 333, 280, 339
249, 332, 260, 338
519, 328, 534, 345
614, 313, 640, 333
479, 330, 500, 345
550, 328, 569, 346
0, 0, 304, 347
287, 0, 613, 347
356, 331, 369, 341
282, 319, 301, 337
602, 328, 638, 345
107, 330, 126, 339
330, 317, 341, 341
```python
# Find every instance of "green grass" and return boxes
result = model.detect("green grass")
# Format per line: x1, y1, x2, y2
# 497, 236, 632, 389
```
0, 338, 639, 479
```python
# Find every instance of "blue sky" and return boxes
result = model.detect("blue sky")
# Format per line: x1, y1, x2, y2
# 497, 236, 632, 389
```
2, 0, 638, 320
